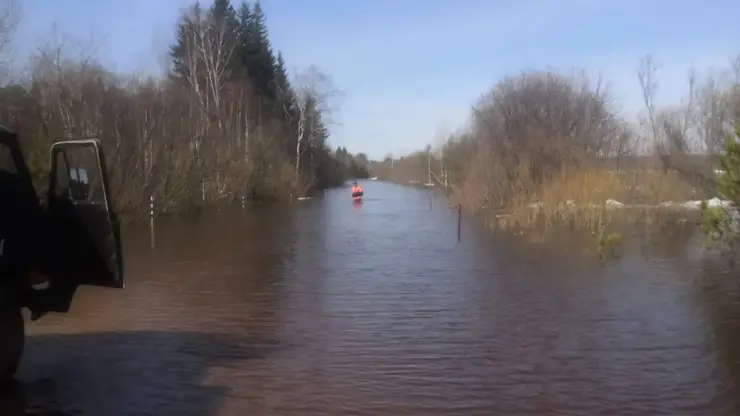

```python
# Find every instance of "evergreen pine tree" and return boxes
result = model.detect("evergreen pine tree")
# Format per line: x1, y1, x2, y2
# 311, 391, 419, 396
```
252, 1, 276, 97
236, 2, 256, 84
208, 0, 240, 80
169, 4, 203, 83
166, 0, 351, 196
274, 51, 298, 154
274, 52, 296, 118
237, 1, 277, 100
210, 0, 235, 20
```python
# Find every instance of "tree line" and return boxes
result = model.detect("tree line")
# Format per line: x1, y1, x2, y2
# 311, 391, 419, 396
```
335, 147, 369, 179
0, 0, 366, 217
375, 57, 740, 217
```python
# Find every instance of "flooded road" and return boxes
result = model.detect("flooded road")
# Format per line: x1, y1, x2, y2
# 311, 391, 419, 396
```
5, 180, 740, 415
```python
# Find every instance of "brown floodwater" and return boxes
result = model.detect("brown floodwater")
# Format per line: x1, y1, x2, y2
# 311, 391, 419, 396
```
3, 180, 740, 415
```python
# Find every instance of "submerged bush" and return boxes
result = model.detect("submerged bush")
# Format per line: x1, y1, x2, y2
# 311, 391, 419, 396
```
701, 126, 740, 252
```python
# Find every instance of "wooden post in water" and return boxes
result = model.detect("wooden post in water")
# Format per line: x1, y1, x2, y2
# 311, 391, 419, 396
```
428, 150, 432, 185
457, 204, 462, 242
149, 195, 155, 248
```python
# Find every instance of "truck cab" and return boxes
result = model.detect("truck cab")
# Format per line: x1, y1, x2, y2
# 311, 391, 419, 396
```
0, 126, 123, 382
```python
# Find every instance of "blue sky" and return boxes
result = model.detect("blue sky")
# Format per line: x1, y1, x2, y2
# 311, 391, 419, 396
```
15, 0, 740, 160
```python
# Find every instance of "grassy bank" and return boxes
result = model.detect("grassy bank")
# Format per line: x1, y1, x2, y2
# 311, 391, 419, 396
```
457, 167, 699, 225
372, 63, 740, 253
445, 165, 711, 256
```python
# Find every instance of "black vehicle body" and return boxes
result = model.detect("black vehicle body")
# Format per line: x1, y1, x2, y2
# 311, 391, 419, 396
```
0, 126, 124, 381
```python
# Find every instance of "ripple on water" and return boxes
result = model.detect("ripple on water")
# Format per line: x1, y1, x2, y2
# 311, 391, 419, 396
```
8, 182, 740, 415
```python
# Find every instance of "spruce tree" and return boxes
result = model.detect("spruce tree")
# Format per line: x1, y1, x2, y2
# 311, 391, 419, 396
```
237, 1, 277, 100
169, 4, 203, 83
274, 52, 296, 119
236, 2, 255, 80
210, 0, 235, 20
252, 0, 276, 98
209, 0, 240, 80
166, 0, 349, 197
274, 51, 298, 154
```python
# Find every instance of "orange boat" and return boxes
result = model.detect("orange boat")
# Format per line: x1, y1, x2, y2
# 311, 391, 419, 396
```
351, 182, 363, 202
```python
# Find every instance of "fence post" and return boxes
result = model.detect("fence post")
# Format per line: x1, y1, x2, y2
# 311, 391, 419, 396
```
457, 204, 462, 242
149, 195, 155, 248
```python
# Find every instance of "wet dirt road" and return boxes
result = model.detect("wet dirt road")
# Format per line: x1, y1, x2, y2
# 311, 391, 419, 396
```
4, 180, 740, 415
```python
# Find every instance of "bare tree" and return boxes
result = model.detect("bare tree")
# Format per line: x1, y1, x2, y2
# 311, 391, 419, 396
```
179, 7, 207, 118
292, 66, 338, 177
637, 54, 660, 147
0, 0, 18, 80
696, 72, 731, 154
638, 56, 699, 169
725, 57, 740, 124
0, 1, 353, 216
172, 5, 237, 200
190, 6, 236, 124
730, 54, 740, 85
471, 71, 617, 183
30, 25, 100, 138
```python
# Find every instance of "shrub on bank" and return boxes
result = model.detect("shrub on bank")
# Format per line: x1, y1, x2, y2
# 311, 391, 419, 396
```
503, 167, 698, 228
701, 126, 740, 253
452, 163, 698, 231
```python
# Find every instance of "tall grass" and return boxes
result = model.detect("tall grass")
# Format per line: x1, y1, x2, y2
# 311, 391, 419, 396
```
463, 167, 701, 240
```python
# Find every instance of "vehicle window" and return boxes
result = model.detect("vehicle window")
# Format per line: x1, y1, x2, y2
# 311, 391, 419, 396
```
54, 146, 104, 204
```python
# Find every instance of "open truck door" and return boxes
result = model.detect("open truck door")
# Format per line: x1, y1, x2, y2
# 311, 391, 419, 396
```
1, 131, 125, 381
0, 128, 32, 382
46, 139, 123, 290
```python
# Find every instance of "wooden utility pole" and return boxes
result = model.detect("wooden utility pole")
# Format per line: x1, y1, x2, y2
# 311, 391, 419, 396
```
427, 149, 432, 184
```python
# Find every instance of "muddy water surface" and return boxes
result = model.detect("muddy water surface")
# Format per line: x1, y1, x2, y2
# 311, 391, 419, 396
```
4, 181, 740, 415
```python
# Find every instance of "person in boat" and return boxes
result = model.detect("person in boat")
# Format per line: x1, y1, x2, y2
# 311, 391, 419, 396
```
351, 182, 363, 199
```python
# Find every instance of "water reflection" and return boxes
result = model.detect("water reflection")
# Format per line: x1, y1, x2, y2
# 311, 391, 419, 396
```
695, 254, 740, 415
5, 181, 740, 415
